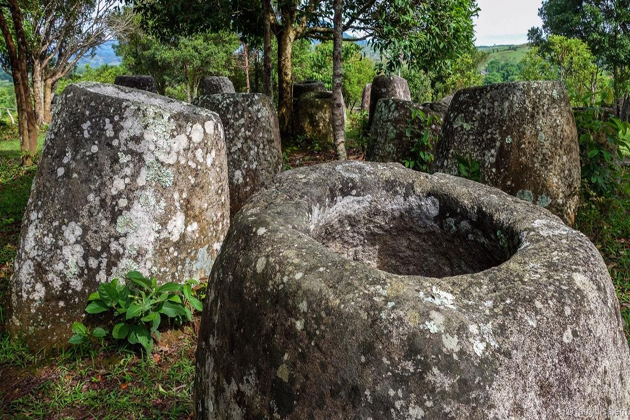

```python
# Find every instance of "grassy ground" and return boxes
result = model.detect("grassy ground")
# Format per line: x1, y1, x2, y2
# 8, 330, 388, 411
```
477, 44, 530, 70
0, 122, 629, 418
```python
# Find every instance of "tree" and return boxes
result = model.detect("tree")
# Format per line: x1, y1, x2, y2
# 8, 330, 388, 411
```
519, 35, 604, 105
28, 0, 121, 125
133, 0, 479, 138
0, 0, 121, 165
115, 12, 240, 102
303, 42, 375, 109
0, 0, 38, 165
532, 0, 630, 119
331, 0, 346, 160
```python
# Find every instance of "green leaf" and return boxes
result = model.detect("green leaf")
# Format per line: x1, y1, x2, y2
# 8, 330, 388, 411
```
141, 312, 159, 322
152, 314, 161, 332
188, 296, 203, 312
168, 295, 182, 303
68, 334, 86, 345
72, 322, 87, 335
588, 149, 600, 158
183, 284, 193, 302
126, 303, 143, 320
92, 327, 108, 338
98, 282, 118, 305
86, 300, 110, 314
87, 292, 100, 301
112, 323, 130, 339
160, 301, 186, 318
128, 324, 152, 351
127, 271, 152, 290
157, 282, 181, 293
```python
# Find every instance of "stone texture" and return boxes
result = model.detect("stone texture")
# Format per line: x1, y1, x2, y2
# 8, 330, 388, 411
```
361, 83, 372, 111
194, 93, 283, 216
435, 81, 580, 226
368, 75, 411, 127
421, 94, 452, 118
292, 80, 325, 101
114, 75, 157, 93
293, 91, 345, 146
195, 161, 630, 419
201, 76, 235, 95
8, 82, 230, 349
367, 98, 441, 164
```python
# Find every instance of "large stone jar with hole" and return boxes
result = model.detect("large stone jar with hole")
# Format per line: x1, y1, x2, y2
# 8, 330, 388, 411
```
8, 82, 230, 349
435, 81, 580, 226
195, 161, 630, 419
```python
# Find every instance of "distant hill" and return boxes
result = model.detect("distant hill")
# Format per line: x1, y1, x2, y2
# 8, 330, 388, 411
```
0, 40, 121, 81
77, 40, 121, 68
477, 44, 530, 71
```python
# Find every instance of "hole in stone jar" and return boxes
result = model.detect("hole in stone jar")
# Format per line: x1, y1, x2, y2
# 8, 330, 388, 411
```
309, 193, 518, 278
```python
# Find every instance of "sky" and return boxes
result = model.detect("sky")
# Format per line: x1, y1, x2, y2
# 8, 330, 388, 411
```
473, 0, 544, 46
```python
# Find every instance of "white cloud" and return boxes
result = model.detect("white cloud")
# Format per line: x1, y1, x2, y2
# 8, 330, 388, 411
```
473, 0, 543, 46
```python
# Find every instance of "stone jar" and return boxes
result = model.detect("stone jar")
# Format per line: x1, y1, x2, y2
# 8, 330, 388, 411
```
195, 161, 630, 419
293, 91, 345, 147
114, 75, 158, 93
367, 98, 441, 164
368, 74, 411, 127
8, 82, 230, 349
435, 81, 580, 226
201, 76, 235, 95
195, 93, 283, 217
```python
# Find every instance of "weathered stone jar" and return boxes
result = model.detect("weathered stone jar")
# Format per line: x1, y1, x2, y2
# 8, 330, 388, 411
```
435, 81, 580, 226
195, 161, 630, 419
367, 98, 441, 164
8, 82, 230, 349
368, 74, 411, 127
201, 76, 235, 95
293, 91, 345, 146
194, 93, 283, 216
114, 75, 158, 93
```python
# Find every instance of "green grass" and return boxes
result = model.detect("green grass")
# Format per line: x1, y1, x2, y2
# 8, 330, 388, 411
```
0, 331, 197, 419
477, 44, 530, 71
576, 174, 630, 338
0, 130, 45, 270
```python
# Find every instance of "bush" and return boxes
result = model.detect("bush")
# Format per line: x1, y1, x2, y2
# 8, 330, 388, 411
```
70, 271, 203, 354
574, 103, 630, 197
402, 109, 440, 172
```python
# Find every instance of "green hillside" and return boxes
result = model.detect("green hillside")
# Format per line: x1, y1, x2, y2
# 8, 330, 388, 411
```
477, 44, 530, 71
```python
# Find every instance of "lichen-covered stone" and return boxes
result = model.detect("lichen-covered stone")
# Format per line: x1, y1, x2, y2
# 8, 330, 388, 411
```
8, 82, 230, 349
292, 80, 325, 101
194, 93, 283, 216
361, 83, 372, 111
435, 81, 580, 226
195, 161, 630, 419
420, 94, 452, 118
201, 76, 235, 95
293, 91, 345, 146
114, 75, 157, 93
367, 98, 440, 164
368, 75, 411, 127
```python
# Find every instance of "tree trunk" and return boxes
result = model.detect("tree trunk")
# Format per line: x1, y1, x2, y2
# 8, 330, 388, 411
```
277, 27, 295, 138
331, 0, 347, 160
33, 60, 46, 125
263, 0, 273, 98
43, 79, 55, 123
0, 6, 38, 165
242, 41, 250, 93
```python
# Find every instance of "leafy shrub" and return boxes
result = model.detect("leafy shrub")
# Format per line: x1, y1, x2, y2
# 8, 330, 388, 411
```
456, 154, 481, 182
574, 103, 630, 197
70, 271, 203, 354
347, 110, 370, 154
402, 108, 440, 172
